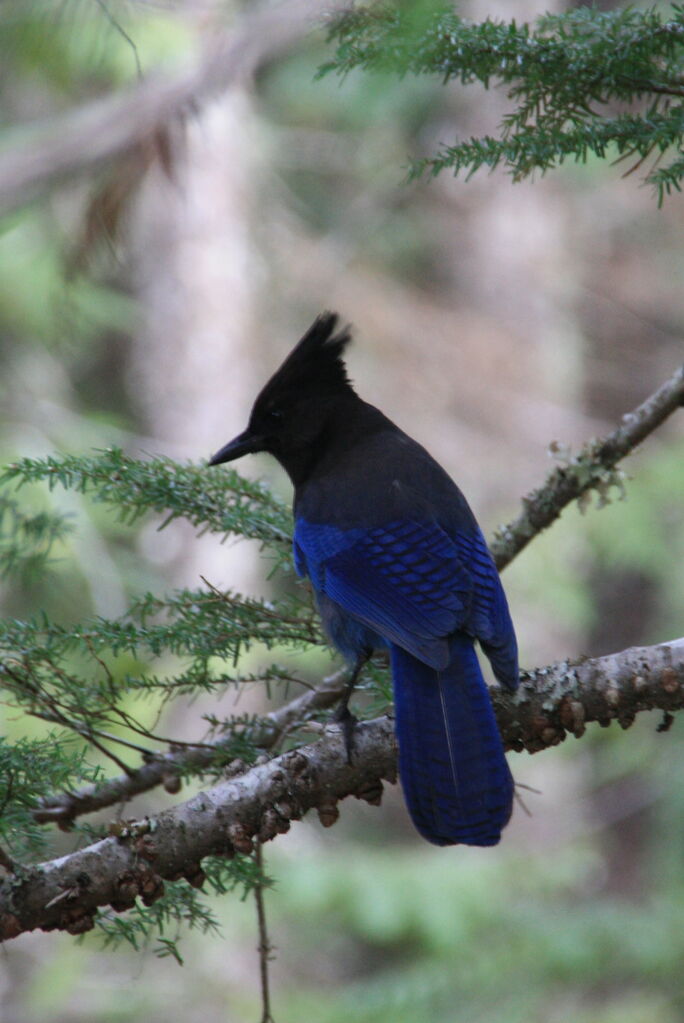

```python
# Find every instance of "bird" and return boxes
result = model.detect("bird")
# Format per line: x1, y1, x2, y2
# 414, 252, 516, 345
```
208, 313, 519, 847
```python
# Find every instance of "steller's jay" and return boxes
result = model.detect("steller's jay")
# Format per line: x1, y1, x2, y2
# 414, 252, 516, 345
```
209, 313, 518, 846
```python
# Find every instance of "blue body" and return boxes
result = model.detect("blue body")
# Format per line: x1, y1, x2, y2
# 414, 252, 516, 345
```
294, 514, 518, 846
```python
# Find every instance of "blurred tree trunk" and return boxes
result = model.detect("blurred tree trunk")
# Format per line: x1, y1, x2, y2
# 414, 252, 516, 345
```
130, 89, 263, 597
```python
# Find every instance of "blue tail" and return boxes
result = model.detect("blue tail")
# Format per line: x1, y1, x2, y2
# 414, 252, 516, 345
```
391, 634, 514, 846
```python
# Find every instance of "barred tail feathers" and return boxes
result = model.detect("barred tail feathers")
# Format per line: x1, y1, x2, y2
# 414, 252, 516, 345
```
391, 634, 514, 847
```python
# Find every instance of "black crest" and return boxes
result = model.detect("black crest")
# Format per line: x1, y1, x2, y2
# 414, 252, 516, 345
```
256, 312, 354, 406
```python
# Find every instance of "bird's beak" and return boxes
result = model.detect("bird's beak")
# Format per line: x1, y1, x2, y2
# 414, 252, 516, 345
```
208, 429, 265, 466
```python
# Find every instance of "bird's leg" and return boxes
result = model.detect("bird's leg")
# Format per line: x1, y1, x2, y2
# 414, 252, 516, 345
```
333, 650, 371, 764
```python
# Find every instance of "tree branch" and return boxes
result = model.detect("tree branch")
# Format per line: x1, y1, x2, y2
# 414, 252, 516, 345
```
490, 362, 684, 570
0, 0, 334, 218
0, 717, 397, 941
5, 637, 682, 941
497, 637, 684, 751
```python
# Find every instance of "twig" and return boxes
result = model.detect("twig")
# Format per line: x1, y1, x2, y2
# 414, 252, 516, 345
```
490, 362, 684, 570
254, 842, 275, 1023
92, 0, 143, 79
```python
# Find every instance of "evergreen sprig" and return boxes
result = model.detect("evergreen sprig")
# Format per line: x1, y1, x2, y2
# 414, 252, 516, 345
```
0, 734, 100, 860
321, 4, 684, 201
0, 582, 322, 774
1, 448, 293, 552
0, 494, 73, 580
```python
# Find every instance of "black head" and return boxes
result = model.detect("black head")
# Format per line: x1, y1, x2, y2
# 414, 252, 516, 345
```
208, 312, 356, 479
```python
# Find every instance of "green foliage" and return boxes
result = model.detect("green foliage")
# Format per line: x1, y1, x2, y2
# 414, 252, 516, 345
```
0, 494, 73, 581
0, 580, 320, 744
0, 734, 100, 859
321, 4, 684, 201
2, 448, 292, 550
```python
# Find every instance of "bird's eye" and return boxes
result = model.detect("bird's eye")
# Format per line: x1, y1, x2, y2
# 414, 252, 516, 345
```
265, 408, 283, 423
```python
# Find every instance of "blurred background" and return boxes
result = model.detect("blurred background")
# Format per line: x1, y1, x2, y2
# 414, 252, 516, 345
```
1, 0, 684, 1020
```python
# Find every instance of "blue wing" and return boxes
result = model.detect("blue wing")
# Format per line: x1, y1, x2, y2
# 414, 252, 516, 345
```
294, 517, 518, 688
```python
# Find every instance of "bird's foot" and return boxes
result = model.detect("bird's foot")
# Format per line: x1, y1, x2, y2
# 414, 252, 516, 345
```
332, 703, 358, 765
331, 649, 370, 764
